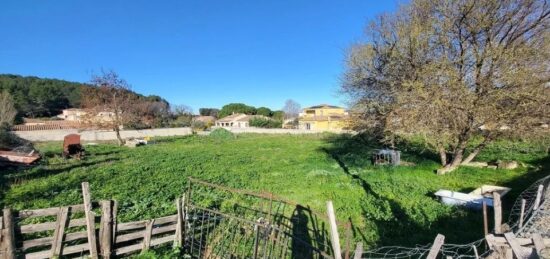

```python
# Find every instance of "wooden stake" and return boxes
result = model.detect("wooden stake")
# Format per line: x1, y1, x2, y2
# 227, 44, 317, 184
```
174, 196, 183, 247
82, 182, 99, 259
51, 207, 69, 257
427, 234, 445, 259
2, 208, 16, 259
493, 192, 502, 234
504, 232, 530, 259
353, 242, 363, 259
534, 185, 544, 210
326, 201, 342, 259
482, 201, 488, 237
100, 200, 113, 258
142, 219, 154, 252
252, 223, 260, 259
112, 200, 118, 245
519, 199, 526, 228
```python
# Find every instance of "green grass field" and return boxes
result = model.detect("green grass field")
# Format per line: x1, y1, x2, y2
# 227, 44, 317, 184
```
1, 132, 548, 249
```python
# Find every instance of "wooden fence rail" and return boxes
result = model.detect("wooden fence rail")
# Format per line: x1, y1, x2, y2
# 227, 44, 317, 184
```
0, 183, 185, 259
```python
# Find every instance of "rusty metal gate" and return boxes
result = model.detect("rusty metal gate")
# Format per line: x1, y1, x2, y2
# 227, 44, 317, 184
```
182, 178, 352, 259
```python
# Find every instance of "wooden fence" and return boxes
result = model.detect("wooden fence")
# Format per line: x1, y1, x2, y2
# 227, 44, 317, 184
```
0, 183, 185, 259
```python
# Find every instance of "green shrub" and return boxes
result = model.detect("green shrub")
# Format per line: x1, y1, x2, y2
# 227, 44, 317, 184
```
249, 117, 282, 128
0, 123, 32, 151
209, 128, 234, 140
191, 120, 206, 131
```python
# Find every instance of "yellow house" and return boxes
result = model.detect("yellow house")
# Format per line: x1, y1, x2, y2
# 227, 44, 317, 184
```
298, 104, 349, 131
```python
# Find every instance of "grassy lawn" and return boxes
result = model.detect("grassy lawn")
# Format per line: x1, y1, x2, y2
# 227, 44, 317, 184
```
1, 133, 548, 249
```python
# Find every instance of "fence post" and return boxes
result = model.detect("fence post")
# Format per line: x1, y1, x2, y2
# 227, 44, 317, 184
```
519, 199, 526, 228
142, 219, 154, 252
252, 223, 260, 259
326, 201, 342, 259
112, 200, 118, 245
493, 192, 502, 234
174, 195, 184, 247
100, 200, 113, 258
534, 185, 544, 210
82, 182, 99, 259
482, 201, 488, 237
2, 208, 16, 259
427, 234, 445, 259
353, 242, 363, 259
51, 207, 69, 257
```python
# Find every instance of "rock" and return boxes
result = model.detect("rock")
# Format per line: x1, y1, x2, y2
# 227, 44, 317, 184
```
125, 139, 140, 148
497, 160, 518, 170
400, 161, 416, 166
463, 161, 488, 168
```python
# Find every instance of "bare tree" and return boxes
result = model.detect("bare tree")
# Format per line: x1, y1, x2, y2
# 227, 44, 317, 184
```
282, 99, 301, 119
82, 70, 139, 146
0, 90, 17, 126
343, 0, 550, 174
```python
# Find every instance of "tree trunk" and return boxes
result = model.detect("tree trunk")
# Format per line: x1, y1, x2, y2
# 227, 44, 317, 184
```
437, 134, 470, 175
437, 145, 447, 166
114, 126, 124, 146
461, 138, 490, 165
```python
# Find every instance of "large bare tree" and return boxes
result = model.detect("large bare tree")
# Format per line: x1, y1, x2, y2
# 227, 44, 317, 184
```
82, 70, 139, 146
282, 99, 301, 119
0, 90, 17, 126
343, 0, 550, 174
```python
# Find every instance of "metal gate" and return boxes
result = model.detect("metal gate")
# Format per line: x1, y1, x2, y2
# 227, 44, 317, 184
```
182, 178, 352, 259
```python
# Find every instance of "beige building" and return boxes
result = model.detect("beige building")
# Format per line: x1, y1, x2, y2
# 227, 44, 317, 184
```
215, 113, 267, 128
57, 108, 116, 123
298, 104, 349, 131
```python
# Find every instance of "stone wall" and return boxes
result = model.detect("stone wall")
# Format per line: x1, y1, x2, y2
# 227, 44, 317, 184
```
14, 127, 193, 142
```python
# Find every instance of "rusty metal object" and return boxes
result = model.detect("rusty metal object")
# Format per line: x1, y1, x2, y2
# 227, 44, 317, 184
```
63, 134, 85, 159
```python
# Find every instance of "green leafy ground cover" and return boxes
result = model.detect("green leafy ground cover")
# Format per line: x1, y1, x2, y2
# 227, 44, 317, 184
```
1, 133, 548, 250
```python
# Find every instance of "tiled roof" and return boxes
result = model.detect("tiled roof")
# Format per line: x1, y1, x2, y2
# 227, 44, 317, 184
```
305, 104, 344, 109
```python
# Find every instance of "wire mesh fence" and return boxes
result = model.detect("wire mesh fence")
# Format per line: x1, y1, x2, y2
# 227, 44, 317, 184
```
356, 174, 550, 259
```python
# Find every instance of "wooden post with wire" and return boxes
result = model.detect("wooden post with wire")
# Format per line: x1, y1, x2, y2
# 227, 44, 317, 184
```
534, 185, 544, 210
427, 234, 445, 259
519, 199, 526, 228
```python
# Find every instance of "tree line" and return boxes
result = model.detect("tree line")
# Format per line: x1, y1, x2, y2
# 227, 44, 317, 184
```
0, 74, 171, 125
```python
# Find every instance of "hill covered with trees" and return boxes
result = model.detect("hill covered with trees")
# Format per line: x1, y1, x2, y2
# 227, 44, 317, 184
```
0, 74, 169, 123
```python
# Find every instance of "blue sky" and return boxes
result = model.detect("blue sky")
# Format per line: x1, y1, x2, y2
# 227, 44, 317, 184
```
0, 1, 398, 112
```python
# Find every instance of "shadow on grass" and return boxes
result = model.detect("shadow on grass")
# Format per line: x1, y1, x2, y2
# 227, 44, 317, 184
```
320, 133, 550, 248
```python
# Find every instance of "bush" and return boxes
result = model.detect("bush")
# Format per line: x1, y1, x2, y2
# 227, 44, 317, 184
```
209, 128, 234, 140
0, 123, 32, 151
249, 117, 282, 128
191, 120, 206, 131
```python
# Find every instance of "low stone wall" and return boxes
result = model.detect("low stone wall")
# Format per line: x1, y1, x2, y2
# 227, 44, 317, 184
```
14, 127, 193, 142
216, 127, 353, 134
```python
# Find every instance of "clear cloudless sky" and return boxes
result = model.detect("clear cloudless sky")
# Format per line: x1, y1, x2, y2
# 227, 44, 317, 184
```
0, 1, 399, 112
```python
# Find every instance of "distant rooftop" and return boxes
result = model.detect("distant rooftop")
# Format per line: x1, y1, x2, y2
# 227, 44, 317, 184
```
305, 104, 344, 109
